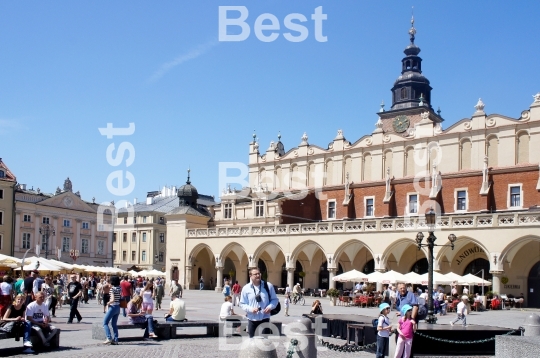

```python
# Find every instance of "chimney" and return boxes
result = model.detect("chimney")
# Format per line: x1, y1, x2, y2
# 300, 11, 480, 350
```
134, 198, 137, 205
146, 196, 153, 205
21, 184, 27, 190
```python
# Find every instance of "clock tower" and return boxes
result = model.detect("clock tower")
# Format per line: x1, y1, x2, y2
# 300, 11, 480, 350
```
378, 15, 443, 135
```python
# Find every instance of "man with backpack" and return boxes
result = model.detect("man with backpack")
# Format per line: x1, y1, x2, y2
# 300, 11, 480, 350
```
239, 268, 279, 338
395, 282, 426, 323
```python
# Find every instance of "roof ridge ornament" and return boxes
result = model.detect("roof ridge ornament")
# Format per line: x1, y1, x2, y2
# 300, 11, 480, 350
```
474, 98, 485, 112
299, 132, 309, 146
409, 7, 416, 44
186, 168, 191, 185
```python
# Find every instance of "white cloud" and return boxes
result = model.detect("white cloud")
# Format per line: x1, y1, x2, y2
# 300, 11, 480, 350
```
149, 40, 219, 82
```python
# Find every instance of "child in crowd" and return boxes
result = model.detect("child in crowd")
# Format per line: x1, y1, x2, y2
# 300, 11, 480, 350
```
284, 293, 290, 316
450, 295, 469, 327
394, 304, 416, 358
376, 303, 392, 358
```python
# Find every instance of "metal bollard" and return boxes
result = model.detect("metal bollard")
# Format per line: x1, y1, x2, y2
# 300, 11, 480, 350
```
285, 317, 317, 358
238, 337, 278, 358
522, 313, 540, 337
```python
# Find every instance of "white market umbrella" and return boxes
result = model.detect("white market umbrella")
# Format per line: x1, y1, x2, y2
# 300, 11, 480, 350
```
443, 272, 464, 285
418, 271, 454, 285
128, 270, 139, 276
332, 269, 369, 282
459, 273, 492, 286
48, 259, 74, 271
16, 259, 63, 272
0, 254, 29, 266
403, 272, 423, 284
367, 270, 408, 284
144, 269, 164, 278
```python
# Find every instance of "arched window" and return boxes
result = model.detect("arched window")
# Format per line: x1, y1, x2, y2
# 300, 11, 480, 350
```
487, 136, 498, 167
460, 139, 472, 170
517, 131, 530, 164
325, 159, 334, 186
400, 88, 408, 100
362, 154, 372, 182
405, 147, 414, 177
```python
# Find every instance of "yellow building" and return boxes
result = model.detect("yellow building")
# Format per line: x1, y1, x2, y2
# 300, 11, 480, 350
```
0, 158, 16, 255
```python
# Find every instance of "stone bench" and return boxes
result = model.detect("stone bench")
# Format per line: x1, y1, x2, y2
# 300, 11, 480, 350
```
0, 327, 61, 351
164, 320, 220, 339
220, 318, 283, 337
92, 321, 170, 341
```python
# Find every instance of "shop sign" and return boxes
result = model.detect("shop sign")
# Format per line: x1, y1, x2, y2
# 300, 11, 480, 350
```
504, 285, 520, 289
455, 245, 484, 265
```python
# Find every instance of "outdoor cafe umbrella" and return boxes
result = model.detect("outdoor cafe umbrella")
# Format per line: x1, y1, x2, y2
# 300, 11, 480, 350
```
403, 271, 423, 284
443, 272, 464, 285
459, 273, 492, 286
418, 271, 454, 285
0, 254, 29, 267
332, 269, 369, 282
367, 270, 408, 284
144, 269, 164, 278
16, 259, 63, 272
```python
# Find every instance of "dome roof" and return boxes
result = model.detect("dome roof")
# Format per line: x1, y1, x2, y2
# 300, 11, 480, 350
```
177, 169, 199, 205
394, 71, 430, 86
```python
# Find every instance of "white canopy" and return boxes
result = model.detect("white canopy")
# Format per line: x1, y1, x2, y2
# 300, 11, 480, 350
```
15, 257, 63, 272
144, 269, 164, 277
0, 254, 29, 266
332, 269, 369, 282
459, 273, 492, 286
403, 272, 423, 284
418, 271, 454, 285
443, 272, 464, 285
367, 270, 408, 284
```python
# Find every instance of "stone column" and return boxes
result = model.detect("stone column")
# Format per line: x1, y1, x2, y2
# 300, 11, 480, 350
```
491, 271, 503, 295
52, 216, 59, 254
75, 219, 82, 255
185, 266, 192, 290
287, 268, 295, 290
216, 266, 224, 292
375, 268, 385, 292
328, 268, 337, 289
14, 211, 21, 253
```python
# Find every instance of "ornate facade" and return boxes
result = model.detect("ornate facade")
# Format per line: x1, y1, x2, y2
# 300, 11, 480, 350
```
0, 158, 17, 255
165, 23, 540, 308
14, 178, 114, 266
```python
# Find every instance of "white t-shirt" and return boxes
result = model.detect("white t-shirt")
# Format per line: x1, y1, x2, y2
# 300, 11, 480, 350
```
456, 301, 467, 315
463, 287, 469, 294
219, 301, 233, 319
26, 301, 49, 323
142, 290, 153, 304
285, 286, 291, 294
420, 292, 428, 300
438, 292, 444, 301
0, 282, 12, 295
377, 315, 390, 337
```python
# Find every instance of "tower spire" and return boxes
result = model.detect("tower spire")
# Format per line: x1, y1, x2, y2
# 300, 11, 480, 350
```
186, 167, 191, 184
409, 7, 416, 44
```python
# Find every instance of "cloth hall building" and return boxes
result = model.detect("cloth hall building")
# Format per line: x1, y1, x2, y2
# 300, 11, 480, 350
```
164, 24, 540, 308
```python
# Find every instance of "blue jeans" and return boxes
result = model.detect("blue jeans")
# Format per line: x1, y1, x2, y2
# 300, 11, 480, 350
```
103, 304, 120, 342
136, 315, 155, 338
23, 321, 32, 342
199, 282, 203, 290
376, 334, 389, 358
121, 296, 130, 317
166, 316, 185, 322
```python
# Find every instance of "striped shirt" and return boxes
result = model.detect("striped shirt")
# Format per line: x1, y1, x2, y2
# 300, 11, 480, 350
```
110, 286, 121, 306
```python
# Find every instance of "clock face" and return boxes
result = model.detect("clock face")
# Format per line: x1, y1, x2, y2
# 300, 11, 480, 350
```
393, 115, 410, 133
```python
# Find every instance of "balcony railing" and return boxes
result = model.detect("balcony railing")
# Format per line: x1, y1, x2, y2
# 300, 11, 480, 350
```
187, 212, 540, 238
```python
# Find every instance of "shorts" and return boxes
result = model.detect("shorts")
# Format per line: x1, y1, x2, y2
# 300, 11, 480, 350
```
142, 302, 154, 311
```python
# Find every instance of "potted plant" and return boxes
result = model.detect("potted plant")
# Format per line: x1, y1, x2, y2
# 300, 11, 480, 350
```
326, 288, 340, 306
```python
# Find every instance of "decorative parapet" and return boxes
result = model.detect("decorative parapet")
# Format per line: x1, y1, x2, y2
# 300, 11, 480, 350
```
186, 212, 539, 238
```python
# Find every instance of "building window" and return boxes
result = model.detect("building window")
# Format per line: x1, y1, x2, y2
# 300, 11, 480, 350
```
41, 235, 48, 250
133, 216, 137, 224
42, 217, 50, 224
159, 252, 164, 262
113, 233, 117, 243
98, 224, 104, 231
0, 189, 3, 199
123, 217, 127, 224
82, 222, 89, 229
81, 239, 89, 254
366, 198, 374, 217
97, 241, 104, 255
141, 251, 146, 262
23, 214, 32, 222
142, 232, 147, 242
159, 233, 165, 243
63, 219, 70, 227
510, 185, 521, 207
131, 251, 136, 261
123, 233, 127, 242
142, 216, 147, 223
224, 204, 232, 219
0, 211, 3, 225
457, 190, 467, 211
408, 194, 418, 214
159, 217, 165, 224
113, 250, 116, 260
255, 201, 264, 217
132, 233, 136, 242
328, 201, 336, 219
0, 170, 4, 178
22, 233, 31, 249
0, 234, 2, 250
122, 251, 127, 261
62, 237, 70, 252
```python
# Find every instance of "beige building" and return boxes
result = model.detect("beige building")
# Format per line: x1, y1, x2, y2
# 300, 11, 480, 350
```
14, 178, 114, 266
165, 24, 540, 308
113, 177, 215, 273
0, 158, 17, 256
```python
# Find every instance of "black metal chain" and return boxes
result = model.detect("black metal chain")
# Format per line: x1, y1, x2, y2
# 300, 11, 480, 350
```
414, 327, 524, 344
286, 339, 298, 358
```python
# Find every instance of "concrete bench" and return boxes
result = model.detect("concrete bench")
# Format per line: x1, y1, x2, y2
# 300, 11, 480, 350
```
220, 318, 283, 337
92, 321, 170, 341
0, 327, 61, 351
164, 320, 220, 339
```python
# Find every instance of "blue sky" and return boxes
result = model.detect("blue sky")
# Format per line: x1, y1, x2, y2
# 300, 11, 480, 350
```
1, 1, 539, 204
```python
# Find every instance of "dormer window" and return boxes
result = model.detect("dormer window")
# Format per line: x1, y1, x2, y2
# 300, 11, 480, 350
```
224, 204, 232, 219
255, 201, 264, 217
0, 170, 4, 178
400, 88, 408, 100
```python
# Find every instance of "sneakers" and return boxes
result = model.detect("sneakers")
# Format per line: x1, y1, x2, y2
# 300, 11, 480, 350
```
148, 333, 157, 338
103, 339, 112, 345
23, 348, 35, 354
23, 340, 33, 348
111, 341, 119, 345
450, 321, 454, 326
77, 318, 82, 323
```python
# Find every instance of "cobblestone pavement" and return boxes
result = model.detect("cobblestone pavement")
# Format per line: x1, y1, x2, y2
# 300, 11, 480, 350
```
2, 290, 536, 357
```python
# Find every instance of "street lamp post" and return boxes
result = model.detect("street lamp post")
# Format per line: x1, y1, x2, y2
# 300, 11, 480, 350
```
39, 223, 56, 260
416, 208, 457, 324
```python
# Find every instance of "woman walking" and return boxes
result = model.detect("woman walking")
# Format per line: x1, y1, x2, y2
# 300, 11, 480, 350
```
102, 276, 121, 345
41, 277, 57, 318
101, 279, 111, 314
140, 282, 155, 314
127, 295, 157, 340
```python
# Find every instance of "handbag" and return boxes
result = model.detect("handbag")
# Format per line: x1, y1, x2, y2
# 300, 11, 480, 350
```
120, 297, 128, 308
263, 281, 281, 316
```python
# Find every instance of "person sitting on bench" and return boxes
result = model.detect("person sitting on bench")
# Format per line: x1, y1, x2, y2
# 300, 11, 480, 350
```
25, 292, 59, 348
164, 293, 186, 322
127, 295, 157, 340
